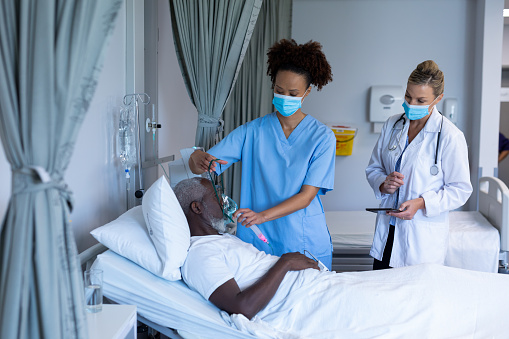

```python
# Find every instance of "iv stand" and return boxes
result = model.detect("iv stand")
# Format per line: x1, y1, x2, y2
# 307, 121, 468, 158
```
123, 93, 150, 201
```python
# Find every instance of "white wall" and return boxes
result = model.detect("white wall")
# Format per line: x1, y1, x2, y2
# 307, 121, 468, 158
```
292, 0, 484, 211
157, 0, 197, 166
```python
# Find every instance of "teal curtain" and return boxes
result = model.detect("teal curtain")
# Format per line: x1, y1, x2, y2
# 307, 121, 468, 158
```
169, 0, 263, 150
0, 1, 122, 338
222, 0, 293, 202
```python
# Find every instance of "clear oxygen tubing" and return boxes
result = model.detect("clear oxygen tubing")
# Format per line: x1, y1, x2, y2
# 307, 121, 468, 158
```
237, 217, 273, 254
249, 225, 269, 245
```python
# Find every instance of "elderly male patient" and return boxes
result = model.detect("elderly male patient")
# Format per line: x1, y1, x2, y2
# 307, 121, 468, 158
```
174, 177, 509, 338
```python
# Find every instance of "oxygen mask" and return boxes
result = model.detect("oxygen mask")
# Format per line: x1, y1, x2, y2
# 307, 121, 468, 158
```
221, 194, 238, 223
208, 159, 238, 223
208, 159, 272, 250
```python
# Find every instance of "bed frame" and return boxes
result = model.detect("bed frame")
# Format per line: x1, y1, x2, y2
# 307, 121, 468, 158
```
478, 176, 509, 266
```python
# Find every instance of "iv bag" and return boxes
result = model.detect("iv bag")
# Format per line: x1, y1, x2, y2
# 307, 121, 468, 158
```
118, 106, 137, 168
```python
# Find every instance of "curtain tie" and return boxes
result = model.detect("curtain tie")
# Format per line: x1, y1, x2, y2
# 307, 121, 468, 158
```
12, 166, 74, 211
197, 114, 224, 134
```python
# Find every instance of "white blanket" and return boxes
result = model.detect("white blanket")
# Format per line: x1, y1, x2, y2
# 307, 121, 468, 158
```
228, 264, 509, 338
95, 250, 509, 339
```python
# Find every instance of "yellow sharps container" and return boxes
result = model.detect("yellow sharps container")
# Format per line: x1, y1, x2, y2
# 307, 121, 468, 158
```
328, 125, 357, 156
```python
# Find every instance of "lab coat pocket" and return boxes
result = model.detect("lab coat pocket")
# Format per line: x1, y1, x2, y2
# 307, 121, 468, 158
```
406, 221, 448, 265
303, 213, 331, 257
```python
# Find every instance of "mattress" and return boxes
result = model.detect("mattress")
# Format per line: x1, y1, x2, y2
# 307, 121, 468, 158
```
325, 210, 500, 272
325, 211, 376, 250
92, 250, 255, 339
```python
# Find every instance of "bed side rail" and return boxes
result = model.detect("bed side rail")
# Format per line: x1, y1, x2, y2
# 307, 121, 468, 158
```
79, 243, 108, 271
478, 176, 509, 254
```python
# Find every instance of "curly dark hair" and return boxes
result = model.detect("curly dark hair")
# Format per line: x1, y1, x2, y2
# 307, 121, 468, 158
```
266, 39, 333, 91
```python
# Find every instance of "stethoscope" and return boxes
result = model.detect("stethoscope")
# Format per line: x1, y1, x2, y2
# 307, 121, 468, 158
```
388, 112, 444, 176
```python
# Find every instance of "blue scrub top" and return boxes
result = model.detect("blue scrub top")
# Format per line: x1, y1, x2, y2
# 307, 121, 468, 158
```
208, 112, 336, 261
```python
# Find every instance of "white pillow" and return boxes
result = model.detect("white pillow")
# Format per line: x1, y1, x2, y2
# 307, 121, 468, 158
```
142, 175, 190, 281
90, 206, 163, 276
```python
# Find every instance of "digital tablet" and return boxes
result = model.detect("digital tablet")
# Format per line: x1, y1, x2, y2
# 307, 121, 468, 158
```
366, 208, 402, 213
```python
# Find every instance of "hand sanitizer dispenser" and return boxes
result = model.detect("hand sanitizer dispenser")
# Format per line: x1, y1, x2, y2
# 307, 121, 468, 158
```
443, 98, 458, 125
369, 86, 404, 133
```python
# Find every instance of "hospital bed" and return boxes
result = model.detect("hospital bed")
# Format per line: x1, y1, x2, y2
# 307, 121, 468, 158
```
327, 176, 508, 273
79, 148, 509, 337
79, 175, 509, 338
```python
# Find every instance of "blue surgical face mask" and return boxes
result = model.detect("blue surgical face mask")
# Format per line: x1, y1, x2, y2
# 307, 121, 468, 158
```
272, 90, 308, 117
402, 97, 438, 120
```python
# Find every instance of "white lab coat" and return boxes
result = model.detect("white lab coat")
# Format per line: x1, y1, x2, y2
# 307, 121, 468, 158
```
366, 108, 472, 268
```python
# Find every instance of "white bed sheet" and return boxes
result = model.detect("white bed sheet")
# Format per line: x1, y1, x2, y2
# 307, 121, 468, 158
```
92, 250, 256, 339
445, 211, 500, 272
325, 210, 500, 272
93, 249, 509, 339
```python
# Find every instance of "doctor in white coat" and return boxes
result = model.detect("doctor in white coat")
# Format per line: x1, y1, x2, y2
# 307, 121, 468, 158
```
366, 60, 472, 270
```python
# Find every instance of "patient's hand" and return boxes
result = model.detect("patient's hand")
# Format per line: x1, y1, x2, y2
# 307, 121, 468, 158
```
279, 252, 319, 271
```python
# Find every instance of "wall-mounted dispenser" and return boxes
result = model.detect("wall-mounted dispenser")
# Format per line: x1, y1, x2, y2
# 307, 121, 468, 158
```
369, 86, 404, 133
443, 98, 458, 125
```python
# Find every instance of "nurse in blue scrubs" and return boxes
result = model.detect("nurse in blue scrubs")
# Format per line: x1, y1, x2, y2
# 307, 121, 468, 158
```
189, 39, 336, 269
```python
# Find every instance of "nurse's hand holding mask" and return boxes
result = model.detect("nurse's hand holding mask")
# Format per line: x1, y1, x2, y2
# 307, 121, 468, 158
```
233, 208, 267, 228
380, 171, 404, 194
189, 150, 228, 173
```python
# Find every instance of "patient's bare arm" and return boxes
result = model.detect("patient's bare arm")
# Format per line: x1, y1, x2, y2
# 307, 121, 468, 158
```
208, 252, 318, 320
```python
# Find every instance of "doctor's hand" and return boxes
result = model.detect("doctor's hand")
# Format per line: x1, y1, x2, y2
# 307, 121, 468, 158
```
233, 208, 268, 228
380, 171, 405, 194
188, 150, 228, 174
387, 198, 425, 220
